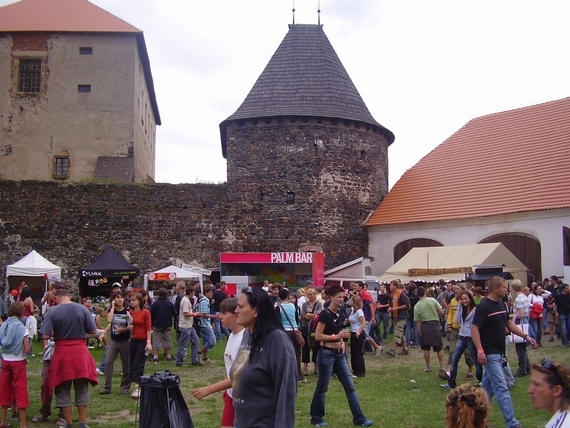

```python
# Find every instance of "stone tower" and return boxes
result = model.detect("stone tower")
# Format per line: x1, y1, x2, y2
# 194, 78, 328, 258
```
220, 24, 394, 267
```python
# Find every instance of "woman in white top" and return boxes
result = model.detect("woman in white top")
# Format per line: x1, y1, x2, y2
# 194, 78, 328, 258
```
348, 294, 366, 377
192, 298, 244, 428
528, 359, 570, 428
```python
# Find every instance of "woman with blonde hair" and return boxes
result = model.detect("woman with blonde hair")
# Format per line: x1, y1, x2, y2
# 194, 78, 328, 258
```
445, 383, 491, 428
528, 359, 570, 427
348, 294, 366, 377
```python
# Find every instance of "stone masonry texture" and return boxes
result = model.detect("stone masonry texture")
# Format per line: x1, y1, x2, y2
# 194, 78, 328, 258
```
0, 118, 389, 288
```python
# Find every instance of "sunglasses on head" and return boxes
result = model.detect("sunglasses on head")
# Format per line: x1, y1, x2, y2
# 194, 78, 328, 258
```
541, 359, 564, 385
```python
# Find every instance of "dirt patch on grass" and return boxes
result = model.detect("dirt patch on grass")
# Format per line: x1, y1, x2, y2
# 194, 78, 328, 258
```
89, 409, 135, 424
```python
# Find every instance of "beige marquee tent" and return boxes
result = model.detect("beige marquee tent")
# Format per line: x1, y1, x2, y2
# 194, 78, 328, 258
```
378, 243, 528, 285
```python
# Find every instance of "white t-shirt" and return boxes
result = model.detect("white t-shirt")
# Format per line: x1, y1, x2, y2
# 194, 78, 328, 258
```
2, 330, 30, 362
225, 328, 245, 398
546, 409, 570, 428
178, 296, 194, 330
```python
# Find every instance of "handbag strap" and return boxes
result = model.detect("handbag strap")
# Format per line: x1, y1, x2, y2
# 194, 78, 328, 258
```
279, 305, 296, 330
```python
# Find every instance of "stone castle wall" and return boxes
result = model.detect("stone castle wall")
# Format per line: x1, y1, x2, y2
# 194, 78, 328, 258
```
0, 174, 381, 287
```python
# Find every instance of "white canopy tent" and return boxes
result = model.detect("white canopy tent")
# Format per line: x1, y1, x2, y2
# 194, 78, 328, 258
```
6, 250, 62, 298
378, 243, 528, 285
7, 250, 62, 278
144, 265, 203, 294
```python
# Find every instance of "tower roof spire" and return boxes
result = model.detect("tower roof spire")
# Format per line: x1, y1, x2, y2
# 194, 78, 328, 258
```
220, 24, 394, 157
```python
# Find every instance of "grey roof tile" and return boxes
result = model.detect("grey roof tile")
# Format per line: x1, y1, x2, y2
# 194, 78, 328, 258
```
219, 24, 394, 156
93, 156, 134, 183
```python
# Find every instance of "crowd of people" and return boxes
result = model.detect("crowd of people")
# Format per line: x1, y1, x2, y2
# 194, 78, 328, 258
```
1, 274, 570, 427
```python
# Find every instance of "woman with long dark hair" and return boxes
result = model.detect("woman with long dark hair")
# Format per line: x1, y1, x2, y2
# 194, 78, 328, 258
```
309, 284, 373, 427
442, 291, 482, 389
230, 286, 297, 428
128, 293, 152, 399
348, 294, 366, 377
100, 291, 132, 394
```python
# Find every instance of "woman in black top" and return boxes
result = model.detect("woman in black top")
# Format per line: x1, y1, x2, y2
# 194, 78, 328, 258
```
100, 291, 132, 394
309, 284, 373, 427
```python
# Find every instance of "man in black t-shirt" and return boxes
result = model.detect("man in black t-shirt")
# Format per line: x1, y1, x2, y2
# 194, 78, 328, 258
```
472, 277, 536, 428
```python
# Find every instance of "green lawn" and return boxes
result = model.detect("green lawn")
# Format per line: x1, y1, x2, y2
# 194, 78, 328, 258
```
22, 334, 567, 427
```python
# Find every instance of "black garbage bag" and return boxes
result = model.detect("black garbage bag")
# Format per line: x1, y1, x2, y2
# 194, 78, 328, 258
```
139, 370, 194, 428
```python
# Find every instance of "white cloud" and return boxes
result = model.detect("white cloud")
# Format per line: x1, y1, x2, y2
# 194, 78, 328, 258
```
2, 0, 568, 187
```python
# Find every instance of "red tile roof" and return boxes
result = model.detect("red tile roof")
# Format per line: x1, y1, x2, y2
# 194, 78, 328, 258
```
366, 97, 570, 226
0, 0, 140, 33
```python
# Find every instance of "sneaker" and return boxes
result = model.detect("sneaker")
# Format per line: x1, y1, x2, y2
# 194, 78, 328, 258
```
299, 378, 308, 383
152, 357, 159, 364
440, 383, 451, 389
11, 411, 20, 420
131, 388, 140, 399
99, 389, 111, 394
438, 370, 450, 380
398, 348, 409, 356
424, 367, 431, 372
192, 360, 204, 366
314, 422, 328, 427
351, 374, 358, 378
356, 420, 373, 427
374, 346, 383, 358
549, 336, 554, 342
386, 349, 396, 357
203, 358, 213, 364
96, 368, 104, 376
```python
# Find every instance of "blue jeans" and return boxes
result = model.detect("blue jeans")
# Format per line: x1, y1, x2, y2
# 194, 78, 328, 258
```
176, 327, 200, 365
99, 346, 108, 372
529, 317, 542, 345
310, 347, 368, 425
406, 319, 419, 345
200, 325, 216, 350
376, 312, 390, 341
559, 313, 570, 346
481, 354, 520, 428
448, 335, 481, 388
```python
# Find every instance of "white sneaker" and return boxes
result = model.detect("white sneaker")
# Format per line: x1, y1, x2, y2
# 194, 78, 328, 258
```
96, 368, 104, 376
131, 388, 140, 398
375, 346, 383, 358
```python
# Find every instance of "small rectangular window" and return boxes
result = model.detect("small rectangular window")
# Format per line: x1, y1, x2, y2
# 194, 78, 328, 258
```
78, 84, 91, 93
18, 59, 41, 93
53, 156, 69, 178
79, 47, 93, 55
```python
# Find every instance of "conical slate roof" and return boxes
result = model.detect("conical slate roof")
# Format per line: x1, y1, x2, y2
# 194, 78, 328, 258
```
220, 24, 394, 156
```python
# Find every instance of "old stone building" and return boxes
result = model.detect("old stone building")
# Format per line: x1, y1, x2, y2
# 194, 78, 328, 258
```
0, 0, 160, 183
0, 21, 393, 285
221, 24, 394, 263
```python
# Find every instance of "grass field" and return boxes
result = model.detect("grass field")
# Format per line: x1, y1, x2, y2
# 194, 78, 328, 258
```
19, 333, 569, 428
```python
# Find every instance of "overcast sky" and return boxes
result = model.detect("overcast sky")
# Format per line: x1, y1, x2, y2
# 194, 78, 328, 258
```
3, 0, 569, 187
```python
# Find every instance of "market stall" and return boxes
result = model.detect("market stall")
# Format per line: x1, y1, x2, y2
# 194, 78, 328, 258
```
144, 265, 203, 295
377, 242, 528, 286
79, 247, 140, 297
6, 250, 61, 301
220, 251, 325, 295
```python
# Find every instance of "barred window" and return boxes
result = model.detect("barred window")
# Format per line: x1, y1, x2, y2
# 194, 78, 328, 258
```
53, 156, 70, 178
18, 59, 41, 93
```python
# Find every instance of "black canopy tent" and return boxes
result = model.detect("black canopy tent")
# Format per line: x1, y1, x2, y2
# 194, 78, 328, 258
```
79, 247, 140, 297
